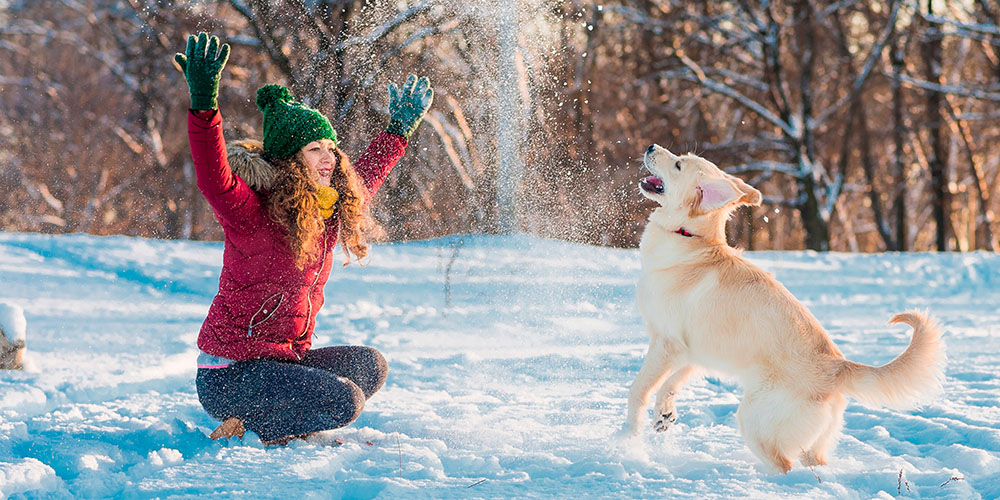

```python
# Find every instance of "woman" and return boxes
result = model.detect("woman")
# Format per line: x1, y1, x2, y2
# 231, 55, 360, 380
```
174, 33, 433, 445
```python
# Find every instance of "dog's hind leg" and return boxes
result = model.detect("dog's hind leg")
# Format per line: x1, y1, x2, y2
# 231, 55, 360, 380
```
737, 386, 822, 474
652, 365, 699, 432
624, 338, 681, 436
738, 396, 794, 474
802, 393, 846, 467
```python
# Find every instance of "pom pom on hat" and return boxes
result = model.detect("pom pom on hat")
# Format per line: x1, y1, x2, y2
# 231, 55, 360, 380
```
256, 84, 293, 113
256, 84, 338, 159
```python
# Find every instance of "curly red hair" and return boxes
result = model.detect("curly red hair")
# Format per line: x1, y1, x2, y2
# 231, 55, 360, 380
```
266, 149, 378, 268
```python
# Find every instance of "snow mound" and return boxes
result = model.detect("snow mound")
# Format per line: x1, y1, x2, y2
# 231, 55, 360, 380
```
0, 302, 26, 342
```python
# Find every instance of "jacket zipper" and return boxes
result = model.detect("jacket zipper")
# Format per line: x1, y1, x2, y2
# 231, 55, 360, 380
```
293, 225, 328, 358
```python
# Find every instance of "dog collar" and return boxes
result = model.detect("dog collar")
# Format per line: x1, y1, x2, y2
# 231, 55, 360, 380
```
675, 228, 695, 238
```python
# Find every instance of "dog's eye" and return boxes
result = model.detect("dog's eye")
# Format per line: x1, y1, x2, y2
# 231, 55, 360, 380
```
675, 161, 682, 171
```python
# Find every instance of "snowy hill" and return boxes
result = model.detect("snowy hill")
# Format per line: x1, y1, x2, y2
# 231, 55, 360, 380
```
0, 232, 997, 499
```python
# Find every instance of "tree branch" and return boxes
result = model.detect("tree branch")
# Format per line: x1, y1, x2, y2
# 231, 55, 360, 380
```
661, 59, 797, 138
725, 161, 802, 177
895, 72, 1000, 100
333, 2, 432, 53
922, 11, 1000, 37
815, 0, 900, 126
230, 0, 297, 84
423, 111, 476, 192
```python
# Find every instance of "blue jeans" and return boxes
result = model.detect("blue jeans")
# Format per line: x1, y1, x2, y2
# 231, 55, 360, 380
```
196, 346, 387, 442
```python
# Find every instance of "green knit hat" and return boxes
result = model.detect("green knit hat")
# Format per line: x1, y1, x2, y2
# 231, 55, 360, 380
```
256, 84, 337, 159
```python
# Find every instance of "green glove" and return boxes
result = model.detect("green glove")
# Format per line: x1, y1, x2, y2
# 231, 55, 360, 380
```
386, 75, 434, 139
173, 33, 230, 111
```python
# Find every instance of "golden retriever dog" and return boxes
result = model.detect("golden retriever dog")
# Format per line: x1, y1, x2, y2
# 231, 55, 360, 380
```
622, 144, 945, 473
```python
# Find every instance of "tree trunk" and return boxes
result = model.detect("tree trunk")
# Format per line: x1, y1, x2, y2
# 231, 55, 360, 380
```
921, 0, 951, 251
798, 174, 831, 251
794, 1, 829, 251
857, 103, 895, 250
891, 35, 908, 251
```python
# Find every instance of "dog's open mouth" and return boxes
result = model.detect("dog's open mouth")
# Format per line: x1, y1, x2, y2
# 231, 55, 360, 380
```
640, 175, 665, 194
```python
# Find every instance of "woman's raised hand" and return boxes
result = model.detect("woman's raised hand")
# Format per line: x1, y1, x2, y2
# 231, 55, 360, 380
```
173, 33, 230, 111
386, 75, 434, 140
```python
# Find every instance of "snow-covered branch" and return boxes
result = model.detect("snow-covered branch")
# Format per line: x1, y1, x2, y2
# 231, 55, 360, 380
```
895, 73, 1000, 101
921, 11, 1000, 37
336, 15, 462, 121
725, 161, 802, 177
664, 58, 797, 139
333, 2, 433, 53
761, 194, 807, 207
229, 0, 296, 83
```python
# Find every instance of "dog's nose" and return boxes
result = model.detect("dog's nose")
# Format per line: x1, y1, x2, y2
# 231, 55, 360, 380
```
647, 144, 657, 154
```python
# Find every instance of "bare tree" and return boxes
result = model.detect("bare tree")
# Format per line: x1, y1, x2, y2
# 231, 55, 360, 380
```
890, 26, 910, 251
920, 0, 951, 251
3, 0, 1000, 252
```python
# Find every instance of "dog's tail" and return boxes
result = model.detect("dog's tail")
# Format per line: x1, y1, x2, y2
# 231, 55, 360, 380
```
838, 311, 945, 410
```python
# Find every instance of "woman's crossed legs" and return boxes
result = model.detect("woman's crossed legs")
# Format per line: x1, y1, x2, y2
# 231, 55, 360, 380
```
197, 346, 387, 444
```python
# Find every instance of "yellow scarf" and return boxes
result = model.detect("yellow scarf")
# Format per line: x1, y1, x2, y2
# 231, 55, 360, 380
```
316, 185, 339, 219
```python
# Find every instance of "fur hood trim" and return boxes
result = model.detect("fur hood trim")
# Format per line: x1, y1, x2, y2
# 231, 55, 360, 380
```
227, 139, 278, 192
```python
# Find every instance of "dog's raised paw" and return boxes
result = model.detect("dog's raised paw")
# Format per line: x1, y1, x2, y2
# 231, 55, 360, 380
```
653, 411, 677, 432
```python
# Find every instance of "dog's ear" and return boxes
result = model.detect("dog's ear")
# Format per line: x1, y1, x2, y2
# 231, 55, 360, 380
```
696, 178, 744, 212
731, 176, 762, 206
696, 175, 762, 212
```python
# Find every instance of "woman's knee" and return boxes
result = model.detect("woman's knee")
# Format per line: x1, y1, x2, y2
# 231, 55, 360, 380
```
342, 380, 366, 425
365, 346, 388, 385
313, 378, 366, 428
302, 345, 388, 398
349, 346, 387, 398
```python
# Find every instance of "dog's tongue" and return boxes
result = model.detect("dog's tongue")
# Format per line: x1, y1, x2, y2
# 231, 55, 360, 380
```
640, 176, 664, 193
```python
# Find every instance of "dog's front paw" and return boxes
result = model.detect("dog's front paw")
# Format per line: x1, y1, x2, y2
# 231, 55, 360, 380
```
653, 410, 677, 432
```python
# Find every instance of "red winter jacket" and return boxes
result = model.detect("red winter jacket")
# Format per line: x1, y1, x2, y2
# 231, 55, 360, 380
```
188, 110, 406, 361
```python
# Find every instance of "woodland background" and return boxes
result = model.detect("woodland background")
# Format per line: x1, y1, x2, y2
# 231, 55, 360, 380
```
2, 0, 999, 252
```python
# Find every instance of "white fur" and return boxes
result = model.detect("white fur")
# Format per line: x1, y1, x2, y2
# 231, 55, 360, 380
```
623, 145, 946, 473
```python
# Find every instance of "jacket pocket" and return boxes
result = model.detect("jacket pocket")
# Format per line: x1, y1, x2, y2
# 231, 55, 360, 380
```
246, 292, 284, 338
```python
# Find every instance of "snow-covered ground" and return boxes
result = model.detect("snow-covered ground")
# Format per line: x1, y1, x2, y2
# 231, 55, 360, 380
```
0, 231, 997, 499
